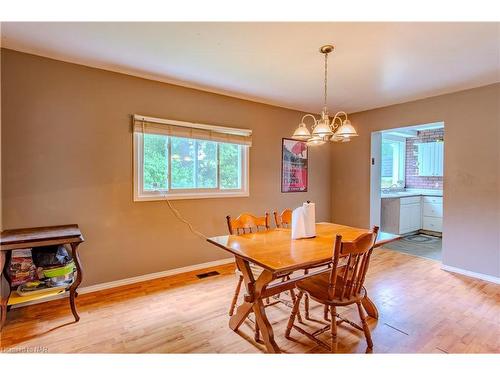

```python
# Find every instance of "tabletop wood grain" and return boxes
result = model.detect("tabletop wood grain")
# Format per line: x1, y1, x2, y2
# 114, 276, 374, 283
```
208, 222, 399, 274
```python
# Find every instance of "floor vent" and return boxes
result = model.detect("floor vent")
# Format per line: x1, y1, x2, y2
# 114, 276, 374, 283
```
196, 271, 220, 279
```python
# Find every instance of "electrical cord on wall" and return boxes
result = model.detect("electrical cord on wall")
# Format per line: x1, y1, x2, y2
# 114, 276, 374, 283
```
140, 120, 208, 241
163, 196, 209, 240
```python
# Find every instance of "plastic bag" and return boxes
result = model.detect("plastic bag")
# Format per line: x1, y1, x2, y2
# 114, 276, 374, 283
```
7, 249, 38, 287
32, 245, 72, 268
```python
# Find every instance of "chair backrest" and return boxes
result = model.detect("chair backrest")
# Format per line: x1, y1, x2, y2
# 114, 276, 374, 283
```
226, 212, 270, 235
328, 226, 379, 300
273, 209, 292, 228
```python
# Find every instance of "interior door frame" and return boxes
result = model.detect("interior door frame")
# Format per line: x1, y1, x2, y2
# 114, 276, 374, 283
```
370, 131, 382, 228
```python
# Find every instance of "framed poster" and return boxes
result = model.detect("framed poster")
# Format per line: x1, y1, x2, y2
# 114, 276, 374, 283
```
281, 138, 308, 192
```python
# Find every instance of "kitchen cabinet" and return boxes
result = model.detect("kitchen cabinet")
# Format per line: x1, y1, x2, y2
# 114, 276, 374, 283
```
400, 198, 422, 234
381, 196, 422, 235
417, 142, 444, 177
381, 195, 443, 235
422, 196, 443, 232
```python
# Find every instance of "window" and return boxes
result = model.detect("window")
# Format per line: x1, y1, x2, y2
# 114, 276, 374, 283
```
381, 136, 406, 189
134, 115, 250, 201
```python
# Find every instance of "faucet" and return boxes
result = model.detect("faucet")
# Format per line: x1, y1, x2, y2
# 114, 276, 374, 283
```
381, 182, 405, 194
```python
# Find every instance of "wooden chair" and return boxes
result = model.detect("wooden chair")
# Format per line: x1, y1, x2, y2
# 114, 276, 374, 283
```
274, 208, 330, 321
226, 212, 270, 313
273, 208, 292, 229
227, 212, 294, 342
285, 226, 380, 353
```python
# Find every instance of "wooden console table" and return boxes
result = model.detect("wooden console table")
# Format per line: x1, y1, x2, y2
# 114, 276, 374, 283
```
0, 224, 84, 330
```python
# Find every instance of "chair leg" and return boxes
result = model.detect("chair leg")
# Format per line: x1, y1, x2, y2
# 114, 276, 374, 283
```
303, 269, 310, 320
254, 317, 260, 342
289, 286, 296, 304
285, 291, 303, 339
323, 304, 329, 321
304, 293, 310, 320
330, 305, 338, 353
276, 276, 287, 299
356, 301, 373, 349
229, 275, 243, 316
289, 287, 304, 324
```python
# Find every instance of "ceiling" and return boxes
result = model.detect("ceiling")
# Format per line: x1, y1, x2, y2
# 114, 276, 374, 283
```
1, 22, 499, 113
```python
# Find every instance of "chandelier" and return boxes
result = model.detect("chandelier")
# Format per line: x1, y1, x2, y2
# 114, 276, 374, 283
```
292, 45, 358, 145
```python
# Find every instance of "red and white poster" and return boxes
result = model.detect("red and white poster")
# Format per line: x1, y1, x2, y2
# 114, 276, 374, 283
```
281, 138, 308, 193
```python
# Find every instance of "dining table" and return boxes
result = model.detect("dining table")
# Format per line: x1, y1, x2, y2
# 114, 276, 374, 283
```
207, 222, 400, 353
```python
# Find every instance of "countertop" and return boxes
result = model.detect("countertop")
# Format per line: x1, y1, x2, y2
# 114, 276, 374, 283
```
381, 189, 443, 199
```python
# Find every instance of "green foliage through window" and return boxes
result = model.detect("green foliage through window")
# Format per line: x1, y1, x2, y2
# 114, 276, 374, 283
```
143, 135, 242, 191
143, 134, 168, 191
219, 143, 240, 189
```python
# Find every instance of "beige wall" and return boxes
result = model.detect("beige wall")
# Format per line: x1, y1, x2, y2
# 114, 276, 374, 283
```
0, 26, 2, 231
3, 48, 498, 284
331, 83, 500, 278
1, 49, 331, 286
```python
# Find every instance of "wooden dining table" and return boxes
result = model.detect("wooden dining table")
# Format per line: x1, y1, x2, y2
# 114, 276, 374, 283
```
207, 222, 400, 353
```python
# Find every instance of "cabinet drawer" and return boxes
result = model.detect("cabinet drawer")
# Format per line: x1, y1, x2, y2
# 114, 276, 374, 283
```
423, 202, 443, 218
423, 216, 442, 232
423, 196, 442, 204
400, 196, 421, 205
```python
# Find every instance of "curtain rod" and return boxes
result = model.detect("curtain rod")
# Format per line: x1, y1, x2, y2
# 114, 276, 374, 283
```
133, 114, 252, 137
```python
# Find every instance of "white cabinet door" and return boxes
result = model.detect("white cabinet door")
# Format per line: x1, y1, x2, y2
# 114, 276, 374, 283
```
417, 142, 444, 177
399, 201, 421, 234
399, 204, 412, 234
409, 203, 422, 231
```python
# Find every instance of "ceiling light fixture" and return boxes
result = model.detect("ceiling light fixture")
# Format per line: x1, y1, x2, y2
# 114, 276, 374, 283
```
292, 45, 358, 145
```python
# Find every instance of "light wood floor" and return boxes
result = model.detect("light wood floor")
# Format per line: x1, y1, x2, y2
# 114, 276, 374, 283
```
1, 248, 499, 353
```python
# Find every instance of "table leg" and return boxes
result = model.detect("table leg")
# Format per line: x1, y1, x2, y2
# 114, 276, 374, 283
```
229, 301, 253, 331
68, 243, 83, 322
230, 257, 280, 353
361, 293, 379, 319
0, 251, 9, 330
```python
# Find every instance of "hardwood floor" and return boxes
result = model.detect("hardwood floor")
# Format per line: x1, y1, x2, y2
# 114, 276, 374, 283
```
1, 248, 499, 353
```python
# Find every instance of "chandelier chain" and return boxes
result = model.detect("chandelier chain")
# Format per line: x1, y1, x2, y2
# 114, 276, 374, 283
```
324, 52, 328, 110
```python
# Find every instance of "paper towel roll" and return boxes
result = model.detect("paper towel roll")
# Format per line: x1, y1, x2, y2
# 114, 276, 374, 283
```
291, 201, 316, 239
291, 206, 305, 240
303, 202, 316, 238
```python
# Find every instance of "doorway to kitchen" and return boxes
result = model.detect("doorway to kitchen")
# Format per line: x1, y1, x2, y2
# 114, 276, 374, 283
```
370, 122, 444, 261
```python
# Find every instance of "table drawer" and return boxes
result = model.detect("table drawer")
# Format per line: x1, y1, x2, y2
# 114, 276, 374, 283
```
423, 196, 442, 204
400, 196, 421, 205
423, 202, 443, 218
423, 216, 442, 232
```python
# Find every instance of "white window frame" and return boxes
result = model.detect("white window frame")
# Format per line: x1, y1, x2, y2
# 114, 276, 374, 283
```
381, 135, 406, 187
133, 132, 250, 201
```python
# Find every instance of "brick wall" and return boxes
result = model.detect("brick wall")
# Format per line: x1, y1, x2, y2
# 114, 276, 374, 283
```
405, 128, 444, 189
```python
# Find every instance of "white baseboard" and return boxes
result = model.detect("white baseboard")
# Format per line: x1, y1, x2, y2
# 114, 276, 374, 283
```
11, 257, 235, 309
441, 264, 500, 284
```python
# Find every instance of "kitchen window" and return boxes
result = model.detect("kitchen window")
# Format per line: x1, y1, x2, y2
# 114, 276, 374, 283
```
133, 115, 251, 201
381, 136, 406, 189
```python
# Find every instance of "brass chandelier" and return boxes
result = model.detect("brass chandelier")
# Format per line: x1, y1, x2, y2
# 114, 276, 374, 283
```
292, 45, 358, 145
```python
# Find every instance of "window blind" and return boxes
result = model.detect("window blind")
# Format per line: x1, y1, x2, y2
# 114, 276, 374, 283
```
133, 114, 252, 146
